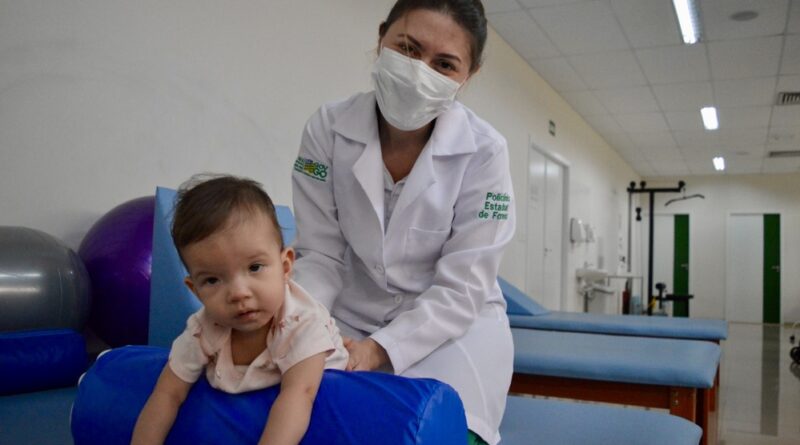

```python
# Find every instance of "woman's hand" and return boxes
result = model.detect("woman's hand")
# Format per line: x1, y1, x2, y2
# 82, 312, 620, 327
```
344, 337, 389, 371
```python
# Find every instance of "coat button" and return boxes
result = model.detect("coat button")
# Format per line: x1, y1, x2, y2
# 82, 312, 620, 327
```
375, 264, 384, 274
394, 294, 403, 303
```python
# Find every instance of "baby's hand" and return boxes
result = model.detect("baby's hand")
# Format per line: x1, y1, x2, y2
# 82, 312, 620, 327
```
344, 337, 389, 371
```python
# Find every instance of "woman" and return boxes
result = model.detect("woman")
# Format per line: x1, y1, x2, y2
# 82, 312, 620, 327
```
291, 1, 514, 444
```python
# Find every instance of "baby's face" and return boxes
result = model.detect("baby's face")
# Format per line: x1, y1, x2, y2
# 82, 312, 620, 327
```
182, 210, 292, 334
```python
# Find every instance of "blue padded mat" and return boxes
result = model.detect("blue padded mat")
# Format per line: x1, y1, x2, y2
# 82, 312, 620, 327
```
0, 386, 77, 445
512, 328, 720, 388
71, 346, 467, 445
149, 186, 297, 347
0, 329, 86, 395
500, 277, 727, 341
500, 396, 701, 445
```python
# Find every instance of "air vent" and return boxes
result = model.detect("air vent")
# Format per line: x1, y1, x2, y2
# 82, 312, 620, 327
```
767, 150, 800, 158
777, 91, 800, 106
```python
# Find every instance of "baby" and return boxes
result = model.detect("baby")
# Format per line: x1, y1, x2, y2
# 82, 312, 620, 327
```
132, 175, 348, 445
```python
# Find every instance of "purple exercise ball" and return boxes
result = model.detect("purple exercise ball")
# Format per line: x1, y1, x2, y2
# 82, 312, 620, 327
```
78, 196, 154, 347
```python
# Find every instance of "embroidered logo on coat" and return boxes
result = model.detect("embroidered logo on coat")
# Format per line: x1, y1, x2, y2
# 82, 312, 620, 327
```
294, 156, 329, 182
478, 192, 510, 221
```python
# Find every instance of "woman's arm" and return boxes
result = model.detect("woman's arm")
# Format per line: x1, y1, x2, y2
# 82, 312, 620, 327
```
291, 107, 348, 310
130, 366, 192, 445
258, 352, 327, 445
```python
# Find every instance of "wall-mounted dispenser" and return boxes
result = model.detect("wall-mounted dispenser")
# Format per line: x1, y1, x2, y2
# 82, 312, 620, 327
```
570, 218, 586, 243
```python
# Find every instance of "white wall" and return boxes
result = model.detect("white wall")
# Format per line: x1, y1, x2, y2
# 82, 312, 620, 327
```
646, 174, 800, 323
0, 0, 640, 313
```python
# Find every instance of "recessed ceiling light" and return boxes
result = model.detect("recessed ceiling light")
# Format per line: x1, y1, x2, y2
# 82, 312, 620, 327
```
672, 0, 702, 44
701, 107, 719, 130
730, 10, 758, 22
713, 157, 725, 171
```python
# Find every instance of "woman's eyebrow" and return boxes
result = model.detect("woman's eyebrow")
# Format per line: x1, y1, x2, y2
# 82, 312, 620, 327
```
396, 33, 462, 64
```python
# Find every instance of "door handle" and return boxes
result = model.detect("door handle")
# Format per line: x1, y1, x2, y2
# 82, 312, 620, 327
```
771, 265, 780, 272
681, 263, 689, 269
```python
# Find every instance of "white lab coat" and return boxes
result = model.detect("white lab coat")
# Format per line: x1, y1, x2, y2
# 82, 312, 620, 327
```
291, 91, 515, 444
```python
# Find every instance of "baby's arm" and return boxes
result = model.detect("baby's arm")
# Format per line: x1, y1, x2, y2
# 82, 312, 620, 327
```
259, 351, 326, 445
131, 365, 192, 445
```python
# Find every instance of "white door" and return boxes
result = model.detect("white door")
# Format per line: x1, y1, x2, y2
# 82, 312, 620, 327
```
525, 145, 565, 310
726, 215, 763, 323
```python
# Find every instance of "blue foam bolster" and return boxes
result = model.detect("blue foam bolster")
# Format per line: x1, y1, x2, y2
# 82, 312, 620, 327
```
498, 277, 549, 316
509, 312, 728, 341
149, 187, 298, 348
0, 329, 86, 395
71, 346, 467, 445
500, 396, 702, 445
511, 328, 720, 388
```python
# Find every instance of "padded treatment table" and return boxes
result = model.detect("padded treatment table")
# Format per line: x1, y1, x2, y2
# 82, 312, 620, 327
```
500, 277, 728, 341
71, 346, 467, 445
510, 328, 720, 445
500, 396, 702, 445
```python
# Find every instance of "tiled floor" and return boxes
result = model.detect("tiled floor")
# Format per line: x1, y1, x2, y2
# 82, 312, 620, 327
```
718, 323, 800, 444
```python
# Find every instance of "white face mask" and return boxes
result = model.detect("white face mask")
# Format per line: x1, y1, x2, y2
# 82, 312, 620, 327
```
372, 47, 462, 131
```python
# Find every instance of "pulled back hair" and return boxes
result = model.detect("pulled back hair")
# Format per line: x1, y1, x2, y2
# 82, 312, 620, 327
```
379, 0, 487, 73
172, 174, 283, 259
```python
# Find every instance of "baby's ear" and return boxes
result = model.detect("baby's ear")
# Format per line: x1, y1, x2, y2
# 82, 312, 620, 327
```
184, 276, 198, 296
281, 247, 295, 281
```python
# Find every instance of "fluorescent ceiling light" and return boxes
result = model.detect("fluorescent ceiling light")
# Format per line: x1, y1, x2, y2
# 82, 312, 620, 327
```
713, 157, 725, 171
701, 107, 719, 130
672, 0, 702, 44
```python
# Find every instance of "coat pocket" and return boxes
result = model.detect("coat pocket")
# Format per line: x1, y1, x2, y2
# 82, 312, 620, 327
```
403, 227, 450, 282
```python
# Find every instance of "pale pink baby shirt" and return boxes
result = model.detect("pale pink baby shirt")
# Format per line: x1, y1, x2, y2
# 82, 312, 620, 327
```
168, 280, 348, 393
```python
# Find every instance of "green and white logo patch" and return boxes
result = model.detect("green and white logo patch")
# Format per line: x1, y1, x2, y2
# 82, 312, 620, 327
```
478, 192, 510, 221
294, 156, 329, 182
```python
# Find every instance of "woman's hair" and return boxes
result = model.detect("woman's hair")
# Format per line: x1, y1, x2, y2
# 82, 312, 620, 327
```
171, 174, 284, 255
379, 0, 487, 73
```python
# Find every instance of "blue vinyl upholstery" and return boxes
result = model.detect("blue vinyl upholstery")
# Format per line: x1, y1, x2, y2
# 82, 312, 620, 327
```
512, 328, 720, 388
500, 396, 701, 445
500, 277, 727, 341
0, 329, 86, 395
71, 346, 467, 445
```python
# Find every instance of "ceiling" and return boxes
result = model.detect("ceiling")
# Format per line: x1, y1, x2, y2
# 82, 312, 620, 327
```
485, 0, 800, 177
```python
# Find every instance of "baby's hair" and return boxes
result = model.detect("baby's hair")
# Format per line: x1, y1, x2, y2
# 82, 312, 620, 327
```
172, 174, 284, 260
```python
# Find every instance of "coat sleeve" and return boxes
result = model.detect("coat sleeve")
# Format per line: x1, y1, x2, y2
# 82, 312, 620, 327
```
291, 107, 348, 311
370, 139, 515, 374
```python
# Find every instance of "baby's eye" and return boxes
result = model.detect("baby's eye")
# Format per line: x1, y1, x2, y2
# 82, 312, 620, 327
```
203, 277, 219, 286
249, 263, 264, 273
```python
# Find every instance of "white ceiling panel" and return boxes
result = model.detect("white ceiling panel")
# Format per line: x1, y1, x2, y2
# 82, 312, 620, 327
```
640, 146, 683, 161
701, 0, 790, 41
630, 161, 658, 177
762, 157, 800, 173
610, 0, 681, 49
594, 86, 660, 113
582, 113, 624, 134
484, 0, 523, 14
560, 90, 608, 116
781, 35, 800, 75
666, 111, 706, 131
687, 160, 720, 175
529, 57, 587, 92
681, 146, 722, 160
718, 107, 773, 129
627, 131, 677, 150
600, 130, 638, 152
713, 77, 778, 108
673, 130, 721, 148
776, 75, 800, 92
613, 145, 646, 161
770, 105, 800, 127
767, 126, 800, 146
635, 44, 710, 85
708, 36, 783, 80
790, 0, 800, 34
718, 127, 769, 148
652, 161, 690, 176
530, 1, 629, 55
568, 50, 647, 89
652, 82, 714, 112
487, 11, 561, 60
726, 157, 764, 174
613, 112, 670, 132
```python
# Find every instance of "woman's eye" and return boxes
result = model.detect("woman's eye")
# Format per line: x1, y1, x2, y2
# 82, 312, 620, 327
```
249, 263, 264, 273
437, 60, 456, 72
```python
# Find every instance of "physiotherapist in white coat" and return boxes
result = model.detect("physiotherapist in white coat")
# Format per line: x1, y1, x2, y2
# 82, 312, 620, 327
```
291, 1, 513, 444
